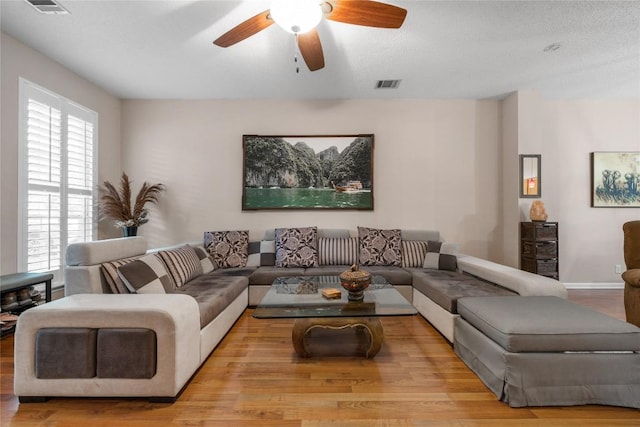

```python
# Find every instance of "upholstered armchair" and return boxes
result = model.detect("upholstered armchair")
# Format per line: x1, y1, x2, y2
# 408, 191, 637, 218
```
622, 220, 640, 327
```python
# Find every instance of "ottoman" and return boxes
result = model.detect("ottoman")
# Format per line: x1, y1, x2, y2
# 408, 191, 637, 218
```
453, 296, 640, 408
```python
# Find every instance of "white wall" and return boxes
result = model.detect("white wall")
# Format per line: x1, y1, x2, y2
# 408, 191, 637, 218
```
0, 32, 122, 274
121, 99, 503, 261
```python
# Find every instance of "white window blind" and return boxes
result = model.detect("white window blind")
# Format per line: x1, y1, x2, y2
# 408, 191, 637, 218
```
19, 78, 97, 283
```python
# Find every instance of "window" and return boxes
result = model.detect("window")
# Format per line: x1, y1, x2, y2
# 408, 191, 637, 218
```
18, 78, 97, 283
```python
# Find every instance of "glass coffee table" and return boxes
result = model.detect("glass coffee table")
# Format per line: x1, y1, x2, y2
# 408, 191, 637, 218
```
253, 275, 417, 358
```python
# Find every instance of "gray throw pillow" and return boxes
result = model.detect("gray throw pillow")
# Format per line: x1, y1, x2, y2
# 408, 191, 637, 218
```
117, 254, 174, 294
423, 241, 458, 271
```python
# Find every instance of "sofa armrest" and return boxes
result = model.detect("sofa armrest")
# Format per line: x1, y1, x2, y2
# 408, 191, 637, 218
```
622, 269, 640, 287
457, 254, 568, 298
14, 294, 201, 398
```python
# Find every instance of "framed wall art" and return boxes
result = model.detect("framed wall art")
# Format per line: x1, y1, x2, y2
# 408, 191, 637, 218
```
242, 134, 374, 210
591, 151, 640, 207
519, 154, 541, 198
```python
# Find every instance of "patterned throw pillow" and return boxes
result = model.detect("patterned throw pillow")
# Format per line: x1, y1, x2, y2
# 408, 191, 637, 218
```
191, 245, 216, 274
275, 227, 318, 268
100, 256, 140, 294
247, 240, 276, 267
401, 240, 429, 268
157, 244, 203, 288
117, 254, 174, 294
204, 230, 249, 268
358, 227, 402, 266
318, 237, 358, 265
423, 241, 458, 271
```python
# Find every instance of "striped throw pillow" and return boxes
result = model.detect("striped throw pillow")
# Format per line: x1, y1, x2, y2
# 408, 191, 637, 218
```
100, 256, 140, 294
318, 237, 358, 266
158, 245, 203, 288
401, 240, 428, 268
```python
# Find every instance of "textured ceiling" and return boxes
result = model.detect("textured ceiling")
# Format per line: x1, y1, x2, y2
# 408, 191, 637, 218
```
1, 0, 639, 100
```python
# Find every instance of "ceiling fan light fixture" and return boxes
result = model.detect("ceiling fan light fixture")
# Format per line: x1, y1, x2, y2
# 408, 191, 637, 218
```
270, 0, 322, 34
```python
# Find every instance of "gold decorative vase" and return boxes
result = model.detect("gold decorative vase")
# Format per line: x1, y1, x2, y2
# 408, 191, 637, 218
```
339, 264, 371, 301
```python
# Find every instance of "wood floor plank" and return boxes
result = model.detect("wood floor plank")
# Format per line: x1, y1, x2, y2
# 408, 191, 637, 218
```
1, 289, 638, 425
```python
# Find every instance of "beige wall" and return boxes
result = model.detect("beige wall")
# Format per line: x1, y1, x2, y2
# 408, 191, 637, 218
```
121, 99, 503, 261
515, 92, 640, 286
0, 32, 122, 274
2, 30, 638, 287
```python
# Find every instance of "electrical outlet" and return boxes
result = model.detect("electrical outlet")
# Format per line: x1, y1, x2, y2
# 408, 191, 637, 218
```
615, 264, 622, 274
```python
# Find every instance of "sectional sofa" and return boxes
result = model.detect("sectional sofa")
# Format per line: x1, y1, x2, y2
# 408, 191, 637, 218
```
14, 227, 568, 402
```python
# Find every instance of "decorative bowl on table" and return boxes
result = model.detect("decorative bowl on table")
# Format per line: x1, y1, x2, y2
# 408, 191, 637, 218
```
339, 264, 371, 301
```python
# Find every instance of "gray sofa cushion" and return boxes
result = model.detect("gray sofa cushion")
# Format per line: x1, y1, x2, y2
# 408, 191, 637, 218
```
457, 296, 640, 352
211, 266, 256, 277
360, 266, 413, 284
249, 266, 305, 285
411, 269, 516, 313
172, 275, 248, 328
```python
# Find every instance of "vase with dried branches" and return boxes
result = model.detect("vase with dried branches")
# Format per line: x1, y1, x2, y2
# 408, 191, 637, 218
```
98, 172, 165, 237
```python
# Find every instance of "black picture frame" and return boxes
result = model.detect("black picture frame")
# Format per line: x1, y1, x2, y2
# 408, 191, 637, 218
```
242, 134, 374, 210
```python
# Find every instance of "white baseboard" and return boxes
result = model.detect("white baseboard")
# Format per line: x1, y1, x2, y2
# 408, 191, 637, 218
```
564, 282, 624, 290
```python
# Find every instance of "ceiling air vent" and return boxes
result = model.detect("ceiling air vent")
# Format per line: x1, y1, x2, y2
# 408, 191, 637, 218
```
375, 79, 401, 89
25, 0, 69, 14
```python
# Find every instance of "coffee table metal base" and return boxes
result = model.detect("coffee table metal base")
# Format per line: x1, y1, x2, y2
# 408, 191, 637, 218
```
292, 317, 383, 358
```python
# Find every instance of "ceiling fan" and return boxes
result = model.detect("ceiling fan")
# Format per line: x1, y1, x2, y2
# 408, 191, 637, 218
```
213, 0, 407, 72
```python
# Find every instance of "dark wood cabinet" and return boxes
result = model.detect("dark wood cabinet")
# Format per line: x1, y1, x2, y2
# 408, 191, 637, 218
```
520, 221, 559, 280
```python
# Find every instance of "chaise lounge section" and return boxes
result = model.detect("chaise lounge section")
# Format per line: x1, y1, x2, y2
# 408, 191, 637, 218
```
454, 296, 640, 408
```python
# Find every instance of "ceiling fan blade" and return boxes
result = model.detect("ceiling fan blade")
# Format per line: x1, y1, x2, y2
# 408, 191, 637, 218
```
213, 10, 274, 47
297, 30, 325, 71
324, 0, 407, 28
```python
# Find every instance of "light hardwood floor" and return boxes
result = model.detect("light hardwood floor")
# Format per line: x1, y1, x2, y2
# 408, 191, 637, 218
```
1, 290, 638, 426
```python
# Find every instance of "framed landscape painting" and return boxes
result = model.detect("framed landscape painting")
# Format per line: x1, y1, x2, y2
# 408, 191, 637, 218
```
242, 134, 374, 210
591, 152, 640, 207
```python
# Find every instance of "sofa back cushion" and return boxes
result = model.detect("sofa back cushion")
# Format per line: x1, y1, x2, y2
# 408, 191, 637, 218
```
157, 244, 203, 288
275, 227, 318, 268
204, 230, 249, 268
191, 245, 217, 274
117, 254, 174, 294
423, 241, 458, 271
318, 237, 359, 266
401, 240, 429, 268
101, 257, 140, 294
358, 226, 402, 266
247, 240, 276, 267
